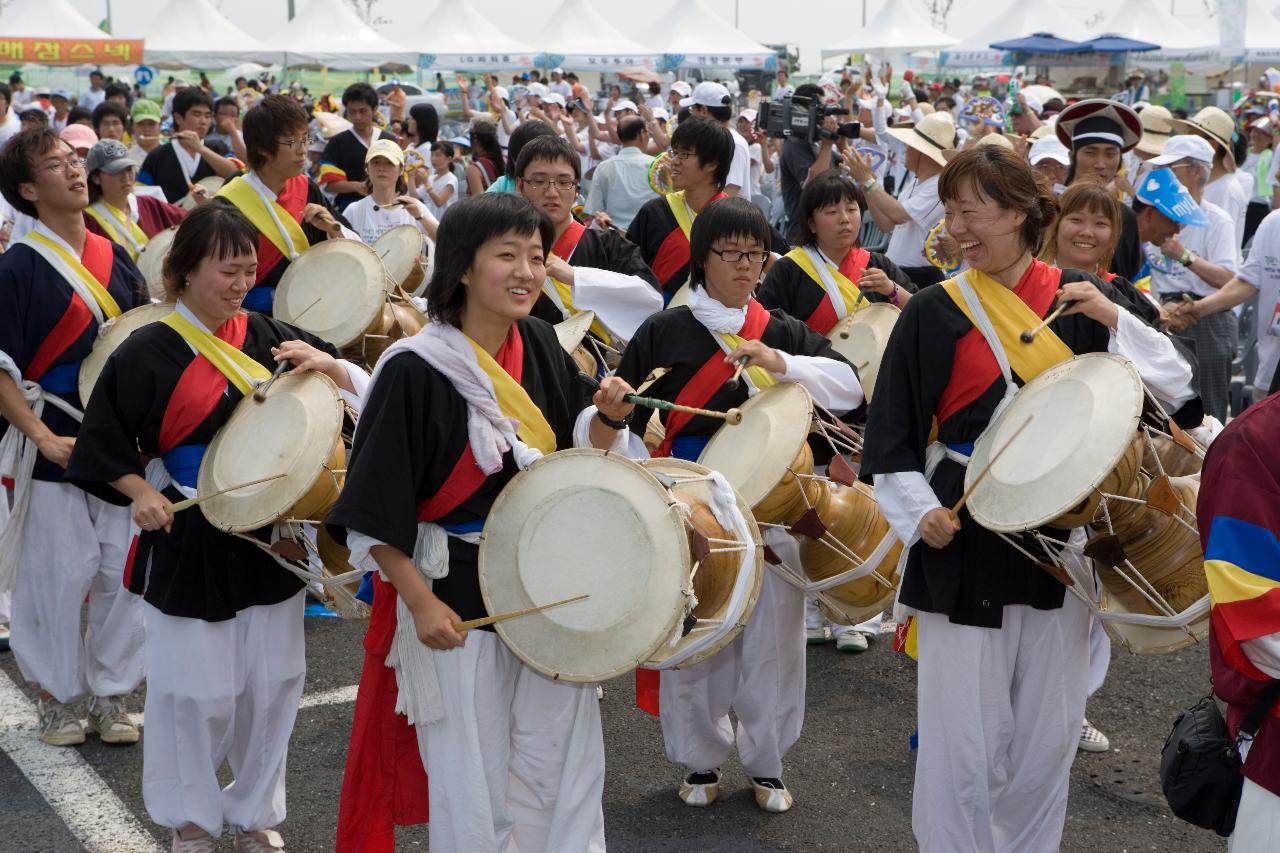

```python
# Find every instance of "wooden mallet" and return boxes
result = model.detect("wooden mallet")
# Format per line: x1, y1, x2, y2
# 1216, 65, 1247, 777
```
1020, 301, 1074, 344
453, 594, 590, 632
576, 373, 743, 425
948, 415, 1036, 521
166, 472, 288, 514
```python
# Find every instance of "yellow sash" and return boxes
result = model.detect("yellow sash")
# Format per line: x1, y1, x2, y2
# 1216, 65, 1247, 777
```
785, 247, 863, 315
28, 231, 122, 319
940, 269, 1073, 382
666, 190, 695, 240
465, 334, 557, 455
85, 202, 149, 261
160, 312, 272, 397
545, 259, 612, 342
216, 177, 310, 260
715, 306, 778, 391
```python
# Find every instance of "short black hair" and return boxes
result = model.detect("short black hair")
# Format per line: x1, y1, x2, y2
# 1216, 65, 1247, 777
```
90, 69, 104, 80
515, 134, 582, 182
618, 115, 646, 144
935, 96, 957, 112
794, 83, 824, 102
425, 193, 554, 327
703, 104, 733, 123
103, 82, 130, 101
162, 200, 260, 301
688, 197, 771, 289
504, 120, 557, 176
342, 82, 379, 110
430, 140, 454, 158
670, 116, 734, 190
66, 106, 92, 126
794, 170, 866, 246
91, 101, 129, 135
214, 96, 239, 114
0, 129, 73, 218
242, 94, 309, 170
173, 87, 214, 118
19, 108, 49, 127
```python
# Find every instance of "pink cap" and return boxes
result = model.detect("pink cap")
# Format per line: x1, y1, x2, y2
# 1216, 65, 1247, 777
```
60, 123, 99, 152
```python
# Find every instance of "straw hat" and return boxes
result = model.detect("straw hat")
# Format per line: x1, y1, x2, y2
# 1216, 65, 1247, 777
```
943, 131, 1012, 161
1135, 105, 1173, 156
1171, 106, 1236, 172
886, 111, 956, 167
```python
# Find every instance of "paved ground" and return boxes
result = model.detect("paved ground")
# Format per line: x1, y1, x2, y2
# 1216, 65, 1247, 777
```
0, 613, 1226, 852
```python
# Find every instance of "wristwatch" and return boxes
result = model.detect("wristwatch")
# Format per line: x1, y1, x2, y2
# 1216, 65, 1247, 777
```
862, 177, 878, 193
1179, 248, 1198, 267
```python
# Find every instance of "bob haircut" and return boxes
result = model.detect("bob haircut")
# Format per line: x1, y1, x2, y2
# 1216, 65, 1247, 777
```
938, 145, 1058, 255
514, 134, 582, 182
242, 95, 310, 171
425, 193, 555, 327
1037, 181, 1122, 273
161, 200, 260, 302
670, 117, 734, 190
688, 197, 772, 289
794, 169, 867, 247
0, 128, 72, 218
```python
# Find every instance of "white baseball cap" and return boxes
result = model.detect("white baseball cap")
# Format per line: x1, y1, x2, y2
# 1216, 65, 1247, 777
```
651, 106, 670, 121
1028, 136, 1070, 166
527, 82, 548, 98
611, 99, 638, 113
670, 81, 693, 98
737, 108, 757, 123
1148, 133, 1216, 166
493, 86, 510, 102
681, 81, 732, 109
552, 67, 565, 75
544, 92, 566, 108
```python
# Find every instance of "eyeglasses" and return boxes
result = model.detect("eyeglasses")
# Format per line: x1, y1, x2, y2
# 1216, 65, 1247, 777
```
276, 137, 308, 152
709, 248, 768, 265
668, 148, 695, 162
521, 177, 577, 191
39, 156, 85, 175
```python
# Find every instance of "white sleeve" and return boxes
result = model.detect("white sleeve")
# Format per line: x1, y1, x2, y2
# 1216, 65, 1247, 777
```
872, 471, 941, 547
571, 266, 664, 341
728, 143, 749, 191
337, 224, 361, 242
1242, 636, 1280, 679
336, 359, 370, 412
0, 348, 23, 386
584, 165, 607, 214
775, 352, 863, 412
571, 406, 650, 459
1107, 308, 1196, 409
346, 530, 391, 574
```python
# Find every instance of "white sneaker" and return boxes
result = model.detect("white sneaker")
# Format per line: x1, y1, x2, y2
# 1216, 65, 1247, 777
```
37, 697, 84, 747
805, 625, 830, 645
834, 631, 870, 653
88, 695, 140, 745
1079, 718, 1110, 752
171, 826, 217, 853
234, 828, 286, 852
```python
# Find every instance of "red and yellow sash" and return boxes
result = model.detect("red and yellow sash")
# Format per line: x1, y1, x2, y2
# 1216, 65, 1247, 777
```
786, 246, 871, 334
651, 190, 726, 290
157, 312, 253, 453
217, 174, 311, 282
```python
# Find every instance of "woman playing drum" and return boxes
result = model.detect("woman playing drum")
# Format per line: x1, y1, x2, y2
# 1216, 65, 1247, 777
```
614, 196, 863, 814
858, 145, 1196, 852
327, 193, 641, 853
64, 202, 367, 852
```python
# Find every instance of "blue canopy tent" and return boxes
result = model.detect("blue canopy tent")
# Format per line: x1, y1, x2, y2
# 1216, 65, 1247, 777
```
1070, 35, 1162, 53
989, 33, 1086, 54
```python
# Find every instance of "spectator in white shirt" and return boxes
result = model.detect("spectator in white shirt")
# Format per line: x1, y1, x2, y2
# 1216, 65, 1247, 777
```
0, 83, 21, 149
343, 138, 438, 244
585, 116, 656, 231
774, 69, 795, 100
77, 70, 106, 111
680, 81, 749, 197
417, 141, 459, 222
736, 109, 766, 198
548, 68, 573, 100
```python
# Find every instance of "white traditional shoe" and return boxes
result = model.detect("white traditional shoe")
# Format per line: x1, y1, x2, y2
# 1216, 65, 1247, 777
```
170, 826, 217, 853
88, 695, 140, 745
834, 631, 869, 653
1079, 718, 1110, 753
37, 696, 85, 747
805, 624, 830, 645
678, 769, 721, 807
750, 776, 794, 813
234, 828, 287, 852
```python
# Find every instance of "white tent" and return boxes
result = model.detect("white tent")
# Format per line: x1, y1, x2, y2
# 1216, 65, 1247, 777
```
140, 0, 277, 69
824, 0, 957, 55
271, 0, 416, 70
1, 0, 106, 40
406, 4, 538, 71
1091, 0, 1217, 62
640, 0, 776, 70
1244, 0, 1280, 62
942, 0, 1091, 67
531, 0, 659, 71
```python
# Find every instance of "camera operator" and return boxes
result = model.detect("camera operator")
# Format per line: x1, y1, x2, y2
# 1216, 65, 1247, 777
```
778, 84, 853, 242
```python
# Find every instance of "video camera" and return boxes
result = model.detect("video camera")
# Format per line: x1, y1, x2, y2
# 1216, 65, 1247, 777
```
757, 96, 860, 144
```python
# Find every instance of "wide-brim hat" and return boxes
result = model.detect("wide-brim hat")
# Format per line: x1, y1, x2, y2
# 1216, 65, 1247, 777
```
1135, 104, 1173, 156
1055, 98, 1142, 153
942, 131, 1012, 161
1171, 106, 1236, 172
886, 111, 956, 167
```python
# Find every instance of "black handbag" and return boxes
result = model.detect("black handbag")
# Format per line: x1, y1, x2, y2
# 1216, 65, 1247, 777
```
1161, 680, 1280, 837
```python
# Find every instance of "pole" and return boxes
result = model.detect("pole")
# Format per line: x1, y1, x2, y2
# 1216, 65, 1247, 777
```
734, 0, 739, 28
104, 0, 113, 33
288, 0, 296, 20
862, 0, 866, 27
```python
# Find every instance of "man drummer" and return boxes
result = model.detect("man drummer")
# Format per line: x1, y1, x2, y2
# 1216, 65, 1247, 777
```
214, 94, 356, 316
514, 134, 664, 351
82, 139, 187, 261
0, 128, 147, 748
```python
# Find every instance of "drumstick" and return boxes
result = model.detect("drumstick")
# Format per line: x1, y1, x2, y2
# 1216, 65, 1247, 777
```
1020, 301, 1074, 343
725, 355, 749, 390
575, 373, 744, 425
948, 415, 1035, 521
253, 359, 290, 402
453, 594, 590, 632
165, 472, 288, 514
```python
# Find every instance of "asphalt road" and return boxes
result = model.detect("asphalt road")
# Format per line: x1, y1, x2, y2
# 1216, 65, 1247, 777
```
0, 613, 1226, 852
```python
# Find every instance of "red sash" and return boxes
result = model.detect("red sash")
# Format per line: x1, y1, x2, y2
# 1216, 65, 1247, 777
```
805, 247, 871, 334
27, 233, 116, 381
651, 192, 726, 290
934, 262, 1062, 426
252, 174, 308, 283
552, 219, 587, 261
1100, 270, 1117, 283
337, 325, 527, 853
157, 313, 250, 453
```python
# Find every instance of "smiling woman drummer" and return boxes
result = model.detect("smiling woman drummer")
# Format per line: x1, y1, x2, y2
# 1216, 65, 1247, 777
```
858, 145, 1196, 852
64, 201, 368, 853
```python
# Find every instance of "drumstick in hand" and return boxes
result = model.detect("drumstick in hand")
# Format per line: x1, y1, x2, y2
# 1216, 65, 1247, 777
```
166, 472, 289, 514
575, 373, 743, 425
725, 356, 749, 390
253, 359, 290, 402
948, 415, 1035, 521
453, 594, 590, 632
1020, 301, 1074, 343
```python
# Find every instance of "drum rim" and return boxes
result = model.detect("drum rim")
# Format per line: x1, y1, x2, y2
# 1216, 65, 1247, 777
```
698, 381, 815, 509
78, 302, 175, 408
554, 311, 595, 355
273, 240, 387, 348
136, 226, 179, 301
373, 225, 426, 293
825, 303, 901, 402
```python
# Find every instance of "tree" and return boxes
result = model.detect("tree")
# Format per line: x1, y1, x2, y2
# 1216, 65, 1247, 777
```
922, 0, 955, 30
347, 0, 389, 26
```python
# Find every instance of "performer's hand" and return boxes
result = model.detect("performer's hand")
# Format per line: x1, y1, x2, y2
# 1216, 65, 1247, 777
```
36, 434, 75, 468
187, 182, 210, 206
133, 485, 173, 534
858, 266, 896, 297
173, 130, 203, 154
724, 340, 786, 375
271, 340, 349, 388
919, 507, 960, 549
592, 210, 613, 230
1057, 280, 1119, 330
545, 256, 574, 284
594, 376, 636, 422
301, 203, 343, 237
410, 596, 466, 650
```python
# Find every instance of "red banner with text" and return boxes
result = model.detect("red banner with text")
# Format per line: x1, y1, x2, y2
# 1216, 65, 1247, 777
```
0, 38, 143, 66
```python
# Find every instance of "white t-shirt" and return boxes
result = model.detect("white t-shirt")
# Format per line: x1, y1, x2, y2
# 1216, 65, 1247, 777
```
496, 107, 519, 150
746, 141, 764, 198
342, 195, 430, 246
417, 169, 458, 221
727, 127, 751, 195
1143, 199, 1238, 299
885, 173, 942, 269
1235, 208, 1280, 390
1204, 173, 1248, 249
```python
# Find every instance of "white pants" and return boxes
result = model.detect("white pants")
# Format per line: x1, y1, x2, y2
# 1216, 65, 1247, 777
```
415, 630, 605, 853
659, 529, 806, 780
913, 593, 1091, 853
803, 595, 882, 637
1232, 778, 1280, 852
141, 592, 306, 838
0, 485, 10, 624
1086, 612, 1111, 698
11, 480, 142, 703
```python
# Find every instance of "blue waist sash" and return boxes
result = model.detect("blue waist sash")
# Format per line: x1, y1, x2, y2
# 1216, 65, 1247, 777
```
38, 361, 81, 395
162, 444, 208, 489
946, 441, 974, 457
242, 285, 276, 314
353, 517, 488, 605
670, 434, 710, 462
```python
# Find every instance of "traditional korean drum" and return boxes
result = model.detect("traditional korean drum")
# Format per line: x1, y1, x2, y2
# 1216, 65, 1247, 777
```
78, 302, 174, 408
135, 225, 177, 301
273, 240, 386, 351
553, 310, 599, 377
373, 225, 427, 295
178, 176, 226, 211
825, 303, 900, 402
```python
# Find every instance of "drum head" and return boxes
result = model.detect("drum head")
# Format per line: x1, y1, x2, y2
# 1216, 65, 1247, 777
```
698, 382, 814, 510
179, 176, 225, 211
199, 373, 345, 533
79, 303, 174, 408
667, 282, 692, 309
136, 226, 177, 301
826, 304, 900, 402
1098, 591, 1209, 655
554, 310, 595, 355
480, 449, 690, 682
274, 241, 386, 348
966, 354, 1144, 532
373, 225, 426, 293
